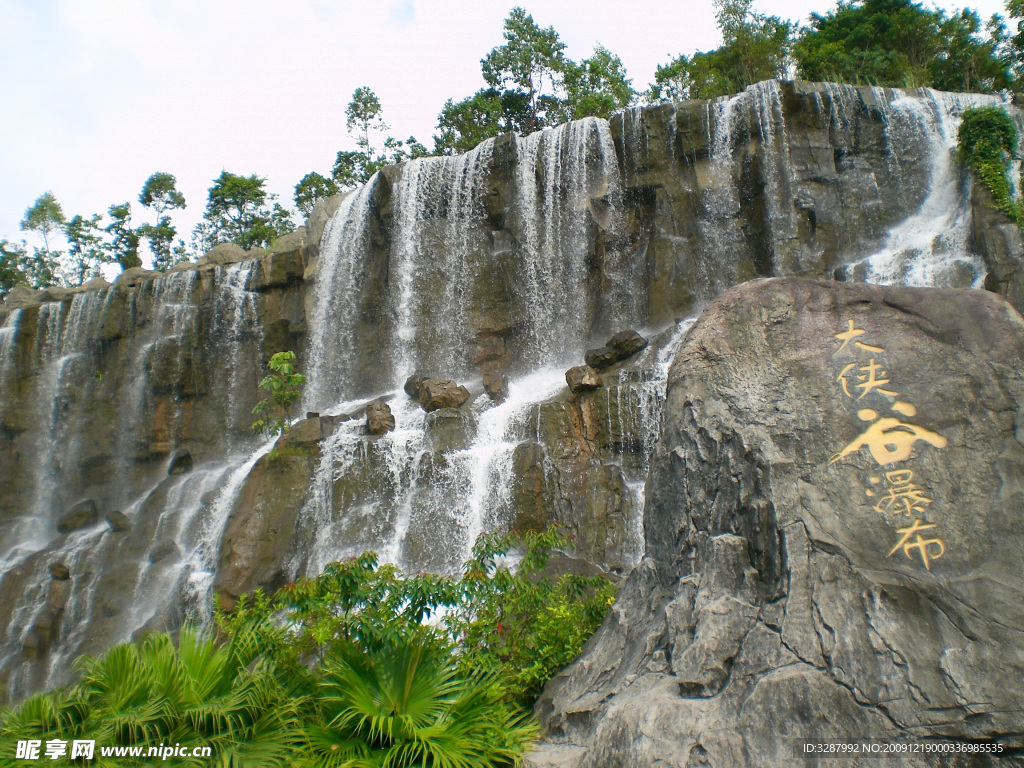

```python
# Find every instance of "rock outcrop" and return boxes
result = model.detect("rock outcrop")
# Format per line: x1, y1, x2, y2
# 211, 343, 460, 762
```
528, 278, 1024, 766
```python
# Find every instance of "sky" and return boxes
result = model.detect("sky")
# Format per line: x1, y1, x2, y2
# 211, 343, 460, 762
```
0, 0, 1010, 258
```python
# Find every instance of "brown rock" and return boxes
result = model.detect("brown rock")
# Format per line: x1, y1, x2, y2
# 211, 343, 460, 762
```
57, 500, 99, 534
565, 364, 602, 394
419, 379, 471, 412
584, 330, 649, 370
366, 401, 396, 434
105, 511, 131, 533
49, 563, 70, 581
404, 374, 428, 400
483, 372, 509, 402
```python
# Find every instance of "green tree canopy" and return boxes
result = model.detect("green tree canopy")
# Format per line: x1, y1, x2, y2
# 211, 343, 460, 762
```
20, 192, 65, 256
193, 171, 292, 252
794, 0, 1010, 92
103, 202, 141, 271
563, 45, 636, 120
649, 0, 792, 101
63, 213, 108, 286
481, 7, 567, 134
293, 172, 340, 217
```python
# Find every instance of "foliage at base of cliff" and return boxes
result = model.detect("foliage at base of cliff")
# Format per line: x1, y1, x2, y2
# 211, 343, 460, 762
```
0, 527, 612, 767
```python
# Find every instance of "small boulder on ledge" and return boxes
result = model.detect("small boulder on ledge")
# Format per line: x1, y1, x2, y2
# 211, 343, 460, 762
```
366, 401, 396, 434
483, 372, 509, 402
105, 511, 131, 533
168, 448, 193, 475
566, 364, 602, 394
404, 374, 428, 400
57, 499, 100, 534
584, 329, 649, 370
419, 379, 471, 412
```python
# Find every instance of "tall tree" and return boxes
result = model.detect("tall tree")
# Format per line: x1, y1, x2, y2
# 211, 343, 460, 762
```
563, 45, 636, 120
293, 172, 340, 217
481, 7, 567, 134
20, 192, 65, 258
649, 0, 792, 101
346, 86, 387, 155
63, 214, 107, 286
104, 202, 141, 271
194, 171, 292, 252
138, 172, 187, 270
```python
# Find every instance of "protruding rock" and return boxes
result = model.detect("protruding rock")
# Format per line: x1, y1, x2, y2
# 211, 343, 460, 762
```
168, 448, 193, 475
199, 242, 248, 266
149, 540, 180, 564
57, 500, 99, 534
3, 285, 42, 309
366, 401, 396, 435
424, 407, 476, 452
404, 374, 428, 400
419, 379, 471, 412
565, 364, 601, 394
483, 372, 509, 402
584, 330, 649, 370
105, 511, 131, 533
114, 267, 157, 287
278, 417, 324, 447
255, 243, 305, 290
49, 563, 70, 581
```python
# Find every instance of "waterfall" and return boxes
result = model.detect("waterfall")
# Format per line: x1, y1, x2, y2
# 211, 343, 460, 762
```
0, 261, 266, 699
2, 80, 1020, 704
833, 89, 1006, 286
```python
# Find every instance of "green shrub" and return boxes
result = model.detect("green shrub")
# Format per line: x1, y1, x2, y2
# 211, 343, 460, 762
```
957, 106, 1023, 227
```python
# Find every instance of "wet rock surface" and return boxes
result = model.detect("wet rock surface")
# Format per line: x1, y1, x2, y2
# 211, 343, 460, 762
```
527, 278, 1024, 767
366, 401, 396, 435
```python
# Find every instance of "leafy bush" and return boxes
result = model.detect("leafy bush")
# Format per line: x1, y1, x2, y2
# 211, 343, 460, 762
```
2, 528, 611, 766
957, 106, 1022, 227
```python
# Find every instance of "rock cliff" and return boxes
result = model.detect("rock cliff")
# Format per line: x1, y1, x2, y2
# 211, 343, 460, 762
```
1, 80, 1023, 705
528, 278, 1024, 766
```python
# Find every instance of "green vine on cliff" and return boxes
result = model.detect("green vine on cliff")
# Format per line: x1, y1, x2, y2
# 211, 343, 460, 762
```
957, 106, 1024, 228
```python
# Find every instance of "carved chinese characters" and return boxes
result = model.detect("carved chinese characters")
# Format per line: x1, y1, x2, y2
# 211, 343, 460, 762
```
828, 320, 949, 569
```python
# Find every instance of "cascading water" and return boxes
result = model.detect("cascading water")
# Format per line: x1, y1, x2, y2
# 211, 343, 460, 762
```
837, 89, 1007, 286
0, 261, 267, 698
1, 80, 1019, 704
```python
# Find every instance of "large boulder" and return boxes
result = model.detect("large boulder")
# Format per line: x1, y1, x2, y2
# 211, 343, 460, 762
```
366, 401, 396, 435
418, 379, 470, 412
584, 330, 648, 370
565, 365, 601, 394
529, 278, 1024, 766
56, 500, 100, 534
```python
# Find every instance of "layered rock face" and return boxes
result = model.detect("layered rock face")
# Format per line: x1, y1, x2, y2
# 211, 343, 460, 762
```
529, 278, 1024, 767
2, 80, 1023, 703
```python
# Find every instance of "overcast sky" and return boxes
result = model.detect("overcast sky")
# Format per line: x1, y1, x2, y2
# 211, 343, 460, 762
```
0, 0, 1009, 255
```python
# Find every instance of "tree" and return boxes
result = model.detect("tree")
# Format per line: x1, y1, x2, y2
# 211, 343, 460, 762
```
20, 192, 65, 257
346, 86, 387, 155
649, 0, 792, 102
63, 214, 107, 286
563, 45, 636, 120
293, 171, 339, 217
481, 7, 567, 134
251, 351, 306, 438
434, 90, 508, 155
307, 633, 538, 768
138, 173, 187, 269
194, 171, 292, 252
793, 0, 1010, 92
0, 627, 304, 767
103, 202, 141, 271
0, 239, 29, 297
